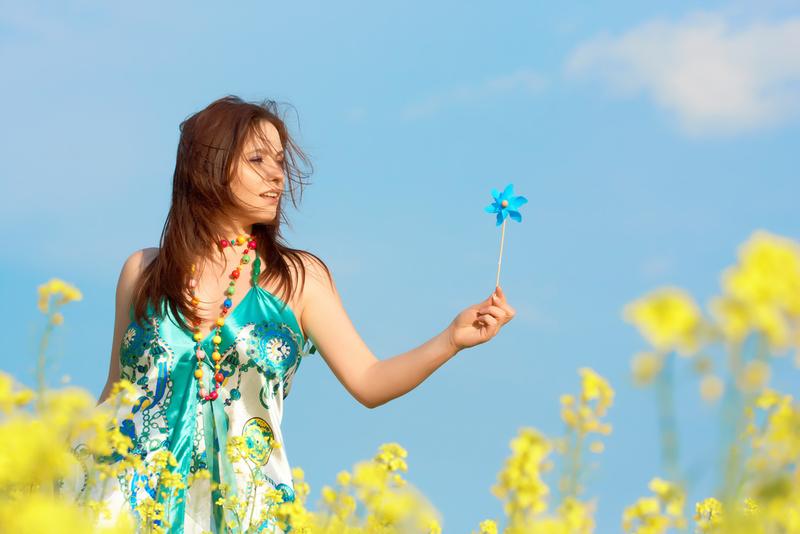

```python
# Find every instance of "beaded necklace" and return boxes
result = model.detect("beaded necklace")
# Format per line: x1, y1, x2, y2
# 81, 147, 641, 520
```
189, 233, 257, 402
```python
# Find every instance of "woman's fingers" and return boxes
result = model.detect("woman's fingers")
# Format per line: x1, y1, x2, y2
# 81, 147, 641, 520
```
491, 290, 516, 320
480, 303, 514, 323
478, 304, 504, 317
479, 314, 498, 328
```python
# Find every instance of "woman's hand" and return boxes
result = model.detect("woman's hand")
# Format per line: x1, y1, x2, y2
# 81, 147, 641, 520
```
446, 285, 516, 351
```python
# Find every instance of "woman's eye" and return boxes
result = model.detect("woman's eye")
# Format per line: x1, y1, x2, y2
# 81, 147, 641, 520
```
250, 156, 283, 164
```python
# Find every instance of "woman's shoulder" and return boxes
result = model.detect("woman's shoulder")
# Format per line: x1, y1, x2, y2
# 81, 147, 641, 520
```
118, 247, 159, 287
120, 247, 159, 299
123, 247, 159, 269
290, 250, 334, 295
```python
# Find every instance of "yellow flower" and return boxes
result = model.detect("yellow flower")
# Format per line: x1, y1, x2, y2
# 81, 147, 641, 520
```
631, 352, 663, 385
336, 470, 351, 486
561, 369, 614, 439
723, 231, 800, 316
0, 493, 109, 534
37, 278, 83, 314
374, 442, 409, 472
492, 428, 552, 519
589, 441, 605, 454
710, 296, 750, 344
694, 497, 723, 532
0, 372, 36, 414
700, 375, 725, 403
623, 479, 686, 533
477, 518, 498, 534
713, 231, 800, 351
755, 388, 781, 410
321, 485, 338, 505
738, 360, 771, 392
624, 287, 703, 355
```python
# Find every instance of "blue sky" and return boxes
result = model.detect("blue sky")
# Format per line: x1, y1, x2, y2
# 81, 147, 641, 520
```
2, 1, 799, 531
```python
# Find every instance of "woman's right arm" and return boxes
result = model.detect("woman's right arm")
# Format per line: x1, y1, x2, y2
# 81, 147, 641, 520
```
95, 247, 159, 407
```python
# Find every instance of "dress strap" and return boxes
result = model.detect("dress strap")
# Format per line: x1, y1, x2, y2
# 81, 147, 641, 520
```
252, 254, 261, 284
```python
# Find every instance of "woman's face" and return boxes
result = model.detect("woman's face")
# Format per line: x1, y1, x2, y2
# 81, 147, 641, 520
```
230, 120, 285, 223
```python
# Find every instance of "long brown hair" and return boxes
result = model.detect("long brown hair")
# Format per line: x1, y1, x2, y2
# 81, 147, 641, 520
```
131, 95, 331, 332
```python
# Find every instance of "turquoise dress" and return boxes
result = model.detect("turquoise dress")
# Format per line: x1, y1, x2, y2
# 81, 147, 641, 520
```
67, 254, 315, 533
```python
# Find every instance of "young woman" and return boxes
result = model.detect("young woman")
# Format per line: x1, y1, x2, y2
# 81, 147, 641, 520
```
85, 95, 515, 532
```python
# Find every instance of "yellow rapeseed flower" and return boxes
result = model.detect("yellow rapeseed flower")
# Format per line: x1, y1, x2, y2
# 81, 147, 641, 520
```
723, 231, 800, 316
700, 375, 725, 403
37, 278, 83, 314
624, 287, 703, 355
714, 231, 800, 351
631, 352, 663, 386
738, 360, 771, 392
492, 427, 552, 520
477, 518, 498, 534
0, 372, 36, 413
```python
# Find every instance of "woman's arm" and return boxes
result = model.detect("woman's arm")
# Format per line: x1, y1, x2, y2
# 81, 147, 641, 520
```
96, 247, 159, 407
300, 256, 515, 409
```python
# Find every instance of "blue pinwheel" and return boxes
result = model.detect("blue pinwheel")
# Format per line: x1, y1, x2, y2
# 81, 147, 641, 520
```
485, 183, 527, 287
485, 183, 528, 226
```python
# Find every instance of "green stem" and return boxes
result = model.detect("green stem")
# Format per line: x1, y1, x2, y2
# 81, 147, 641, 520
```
656, 352, 680, 481
35, 306, 60, 413
719, 338, 750, 509
246, 461, 258, 532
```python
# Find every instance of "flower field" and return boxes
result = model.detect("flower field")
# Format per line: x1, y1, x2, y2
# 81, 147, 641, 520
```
1, 230, 798, 533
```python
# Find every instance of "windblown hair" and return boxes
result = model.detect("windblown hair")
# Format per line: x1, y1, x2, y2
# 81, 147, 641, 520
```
130, 95, 331, 332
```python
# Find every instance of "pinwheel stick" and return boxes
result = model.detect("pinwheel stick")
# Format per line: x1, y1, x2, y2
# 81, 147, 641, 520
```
496, 218, 506, 287
485, 183, 526, 288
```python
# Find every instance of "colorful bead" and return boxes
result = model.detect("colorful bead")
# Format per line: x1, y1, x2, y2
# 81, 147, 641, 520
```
501, 199, 509, 207
192, 235, 256, 402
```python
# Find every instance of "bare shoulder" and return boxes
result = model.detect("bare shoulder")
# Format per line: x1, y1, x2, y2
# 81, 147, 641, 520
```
295, 250, 335, 296
116, 247, 160, 314
98, 246, 160, 404
290, 250, 336, 316
119, 247, 159, 287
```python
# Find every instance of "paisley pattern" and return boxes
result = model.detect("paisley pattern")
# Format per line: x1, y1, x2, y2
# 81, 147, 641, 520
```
242, 416, 275, 466
62, 255, 315, 533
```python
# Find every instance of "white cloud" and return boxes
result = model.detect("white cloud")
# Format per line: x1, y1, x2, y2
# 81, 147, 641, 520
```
565, 12, 800, 136
401, 68, 547, 120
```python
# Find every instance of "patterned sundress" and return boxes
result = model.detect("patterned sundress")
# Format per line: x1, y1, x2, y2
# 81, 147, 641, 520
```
65, 254, 315, 533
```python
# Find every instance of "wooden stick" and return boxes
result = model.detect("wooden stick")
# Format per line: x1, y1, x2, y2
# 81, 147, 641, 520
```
495, 218, 506, 288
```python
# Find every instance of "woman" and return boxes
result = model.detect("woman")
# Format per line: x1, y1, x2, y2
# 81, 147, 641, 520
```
83, 95, 515, 533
